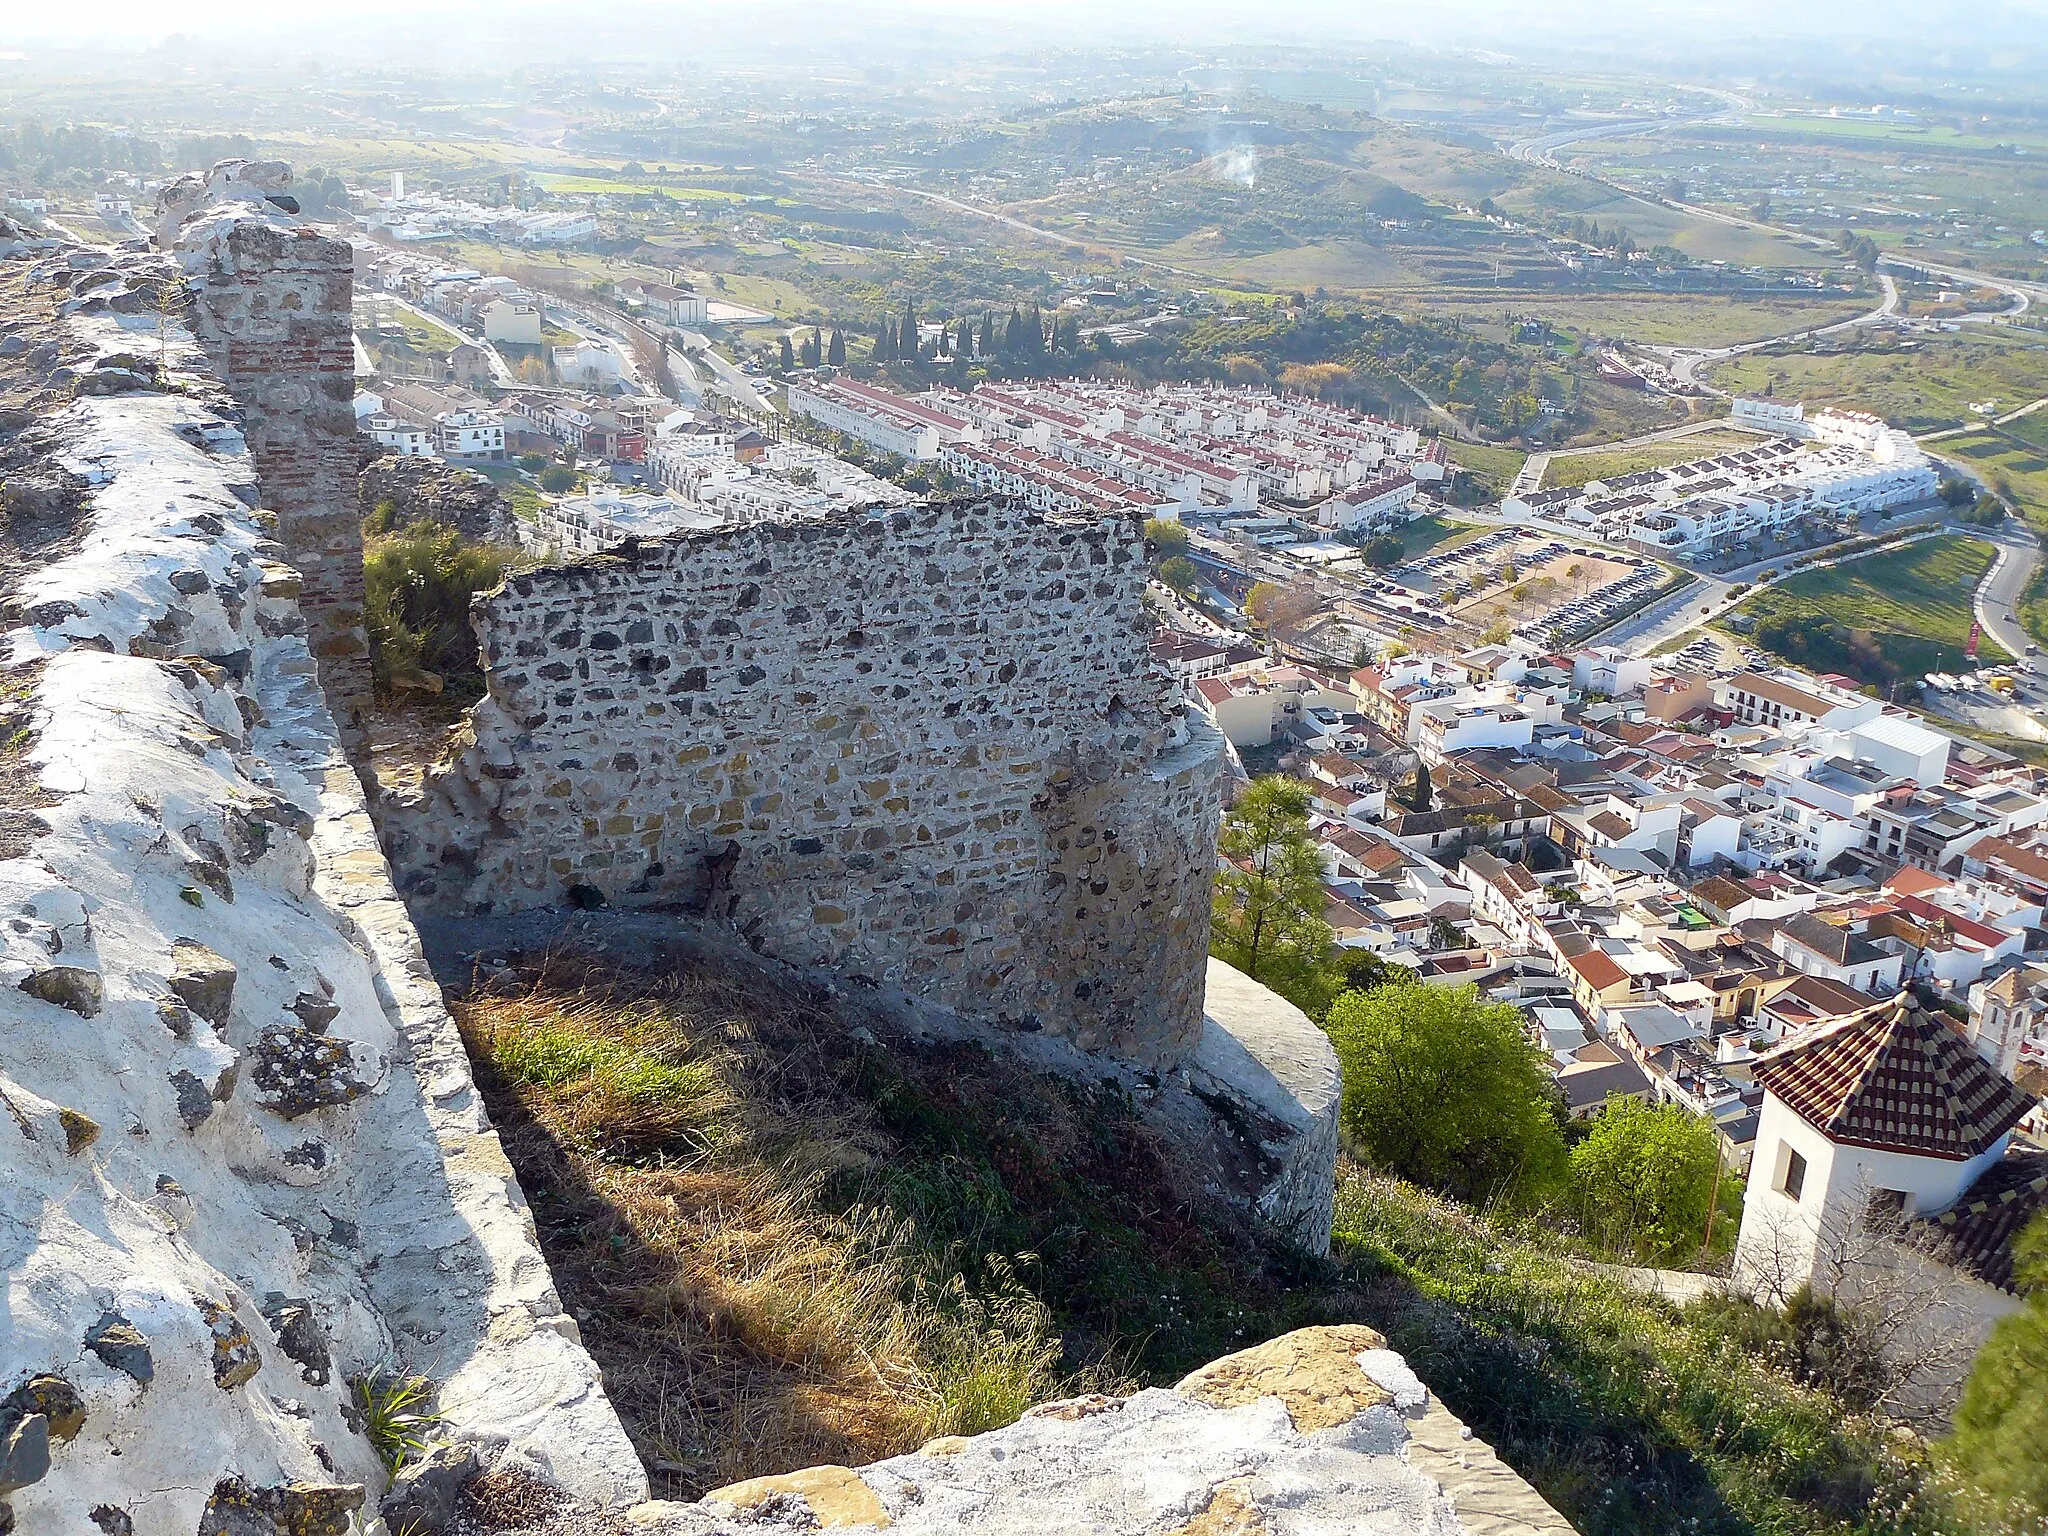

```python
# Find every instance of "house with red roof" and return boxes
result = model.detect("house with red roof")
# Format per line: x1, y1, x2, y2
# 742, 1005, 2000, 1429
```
1732, 991, 2043, 1399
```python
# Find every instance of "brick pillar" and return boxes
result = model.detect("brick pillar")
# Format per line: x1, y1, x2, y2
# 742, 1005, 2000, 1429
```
178, 219, 372, 735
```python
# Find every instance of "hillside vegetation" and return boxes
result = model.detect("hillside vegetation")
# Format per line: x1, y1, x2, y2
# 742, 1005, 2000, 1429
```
1730, 535, 2010, 687
450, 942, 1987, 1535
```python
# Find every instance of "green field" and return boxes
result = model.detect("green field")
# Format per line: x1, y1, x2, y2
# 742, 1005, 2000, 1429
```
1935, 428, 2048, 528
1543, 428, 1761, 489
1413, 293, 1872, 349
1443, 441, 1527, 495
1707, 331, 2048, 435
1731, 535, 2010, 685
532, 174, 748, 201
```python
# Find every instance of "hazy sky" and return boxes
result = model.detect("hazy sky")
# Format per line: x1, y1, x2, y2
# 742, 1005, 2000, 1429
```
11, 0, 2048, 67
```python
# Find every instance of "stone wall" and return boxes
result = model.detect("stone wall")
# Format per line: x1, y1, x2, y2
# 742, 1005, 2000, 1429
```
379, 501, 1227, 1069
157, 162, 373, 737
0, 235, 642, 1535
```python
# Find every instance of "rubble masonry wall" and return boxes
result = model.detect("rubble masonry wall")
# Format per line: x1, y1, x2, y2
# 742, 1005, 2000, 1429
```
379, 501, 1227, 1069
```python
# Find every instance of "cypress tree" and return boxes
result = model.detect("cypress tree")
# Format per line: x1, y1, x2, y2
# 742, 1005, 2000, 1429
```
828, 328, 846, 366
899, 306, 918, 360
779, 334, 794, 371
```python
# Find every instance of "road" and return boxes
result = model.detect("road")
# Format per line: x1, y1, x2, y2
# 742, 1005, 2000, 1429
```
1970, 525, 2041, 663
1506, 116, 1687, 170
1650, 273, 1900, 392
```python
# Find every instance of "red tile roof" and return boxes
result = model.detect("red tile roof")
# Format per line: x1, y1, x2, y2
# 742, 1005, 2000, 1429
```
1912, 1150, 2048, 1292
1755, 993, 2034, 1161
1567, 949, 1630, 994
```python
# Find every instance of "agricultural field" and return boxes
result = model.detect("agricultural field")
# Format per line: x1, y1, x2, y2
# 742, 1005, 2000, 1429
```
1542, 428, 1762, 489
1729, 535, 2010, 687
1413, 292, 1873, 349
1706, 330, 2048, 435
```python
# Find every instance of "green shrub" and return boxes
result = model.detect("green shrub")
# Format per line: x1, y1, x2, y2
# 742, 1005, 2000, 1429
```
362, 524, 520, 703
1324, 983, 1566, 1209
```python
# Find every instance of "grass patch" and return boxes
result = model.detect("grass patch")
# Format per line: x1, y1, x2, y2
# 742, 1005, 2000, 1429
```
1730, 535, 2010, 686
1936, 429, 2048, 530
1382, 513, 1488, 563
1444, 440, 1527, 495
1543, 428, 1765, 490
1707, 331, 2048, 436
450, 945, 1987, 1533
454, 950, 1336, 1498
1336, 1172, 1964, 1536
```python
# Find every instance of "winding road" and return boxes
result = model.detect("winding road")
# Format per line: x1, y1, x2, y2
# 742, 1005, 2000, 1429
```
1648, 273, 1900, 392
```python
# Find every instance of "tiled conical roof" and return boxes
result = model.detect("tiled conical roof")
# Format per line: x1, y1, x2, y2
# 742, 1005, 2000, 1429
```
1753, 991, 2033, 1161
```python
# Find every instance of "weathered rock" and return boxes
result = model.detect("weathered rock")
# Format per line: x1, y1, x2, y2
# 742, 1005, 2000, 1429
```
260, 1296, 331, 1387
0, 1416, 48, 1496
249, 1026, 366, 1118
89, 1506, 133, 1536
196, 1476, 364, 1536
170, 1067, 215, 1129
1174, 1324, 1392, 1433
84, 1312, 154, 1384
57, 1107, 98, 1155
1, 1376, 85, 1442
18, 965, 102, 1018
377, 1442, 478, 1534
194, 1296, 261, 1389
704, 1464, 892, 1529
358, 454, 514, 545
168, 939, 237, 1029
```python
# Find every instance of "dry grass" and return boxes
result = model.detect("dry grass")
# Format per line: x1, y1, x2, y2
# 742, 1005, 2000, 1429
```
454, 955, 1069, 1497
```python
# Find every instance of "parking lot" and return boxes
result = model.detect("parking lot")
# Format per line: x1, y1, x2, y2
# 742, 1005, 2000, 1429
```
1378, 530, 1663, 648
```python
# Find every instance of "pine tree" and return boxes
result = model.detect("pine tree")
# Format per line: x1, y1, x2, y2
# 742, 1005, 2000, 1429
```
827, 329, 846, 366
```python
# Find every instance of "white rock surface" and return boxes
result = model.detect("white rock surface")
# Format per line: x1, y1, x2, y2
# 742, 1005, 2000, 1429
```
1185, 957, 1342, 1251
0, 256, 643, 1534
621, 1326, 1576, 1536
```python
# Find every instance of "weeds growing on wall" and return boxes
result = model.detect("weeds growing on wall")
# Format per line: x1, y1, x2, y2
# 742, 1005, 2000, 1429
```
362, 521, 522, 704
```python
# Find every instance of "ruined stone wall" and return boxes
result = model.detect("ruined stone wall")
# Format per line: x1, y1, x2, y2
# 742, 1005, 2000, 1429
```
380, 501, 1226, 1068
159, 165, 373, 735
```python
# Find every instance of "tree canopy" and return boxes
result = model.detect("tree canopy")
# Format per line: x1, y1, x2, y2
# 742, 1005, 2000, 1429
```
1947, 1212, 2048, 1528
1210, 777, 1332, 1015
1566, 1095, 1724, 1263
1324, 982, 1566, 1209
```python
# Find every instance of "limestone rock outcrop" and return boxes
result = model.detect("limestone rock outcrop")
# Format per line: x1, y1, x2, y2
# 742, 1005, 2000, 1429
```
0, 172, 643, 1534
620, 1326, 1577, 1536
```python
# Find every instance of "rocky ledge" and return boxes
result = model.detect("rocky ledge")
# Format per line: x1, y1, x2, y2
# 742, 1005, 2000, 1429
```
621, 1326, 1575, 1536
